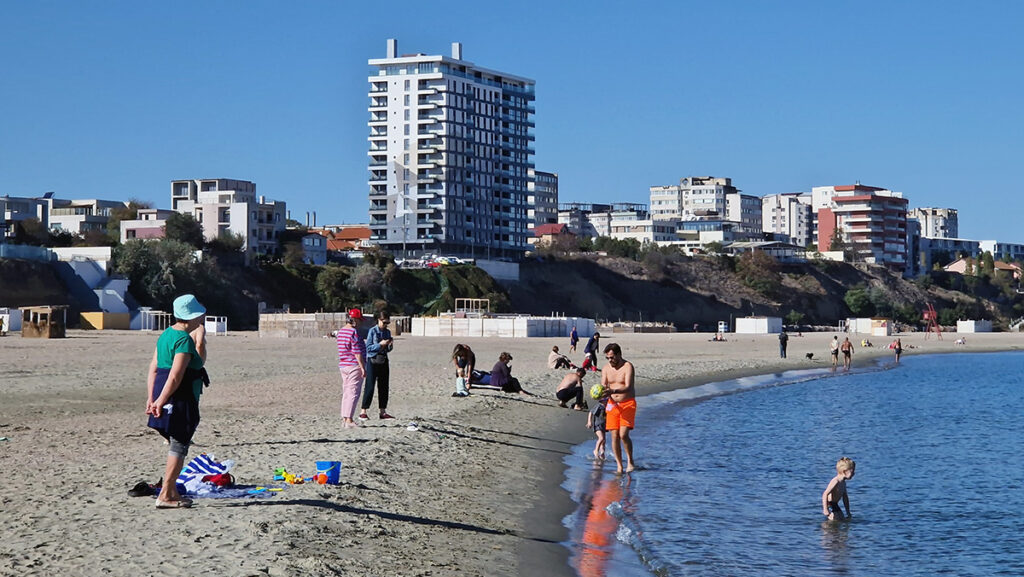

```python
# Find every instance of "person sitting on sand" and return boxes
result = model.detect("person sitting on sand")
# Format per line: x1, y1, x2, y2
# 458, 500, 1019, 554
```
822, 457, 856, 521
451, 344, 475, 397
548, 345, 574, 370
489, 352, 531, 395
555, 368, 588, 410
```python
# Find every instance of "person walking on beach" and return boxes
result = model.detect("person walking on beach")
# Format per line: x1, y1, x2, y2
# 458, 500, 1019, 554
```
830, 335, 840, 368
779, 330, 789, 359
601, 343, 636, 474
840, 337, 854, 370
451, 344, 475, 397
555, 368, 588, 410
569, 325, 579, 353
583, 332, 601, 370
337, 308, 366, 428
822, 457, 856, 521
359, 311, 394, 421
145, 294, 209, 509
893, 338, 903, 364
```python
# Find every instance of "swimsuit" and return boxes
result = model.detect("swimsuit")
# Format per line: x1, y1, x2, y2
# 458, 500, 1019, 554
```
605, 398, 636, 430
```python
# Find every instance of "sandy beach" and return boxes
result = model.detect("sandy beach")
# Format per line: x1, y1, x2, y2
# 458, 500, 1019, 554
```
0, 329, 1020, 576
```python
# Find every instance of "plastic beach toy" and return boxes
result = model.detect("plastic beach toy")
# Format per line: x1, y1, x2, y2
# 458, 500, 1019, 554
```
315, 461, 341, 485
590, 383, 607, 400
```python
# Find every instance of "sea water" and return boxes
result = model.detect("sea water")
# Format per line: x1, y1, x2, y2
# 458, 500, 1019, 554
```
561, 352, 1024, 577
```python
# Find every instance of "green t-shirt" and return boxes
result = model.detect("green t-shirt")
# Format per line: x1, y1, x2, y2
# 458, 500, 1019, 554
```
156, 327, 205, 400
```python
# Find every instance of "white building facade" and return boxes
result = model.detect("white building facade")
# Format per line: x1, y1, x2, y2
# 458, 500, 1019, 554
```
171, 178, 286, 260
367, 39, 535, 259
909, 207, 958, 239
762, 192, 813, 247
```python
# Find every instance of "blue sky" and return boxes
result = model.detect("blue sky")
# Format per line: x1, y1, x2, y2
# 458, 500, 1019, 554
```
2, 1, 1022, 241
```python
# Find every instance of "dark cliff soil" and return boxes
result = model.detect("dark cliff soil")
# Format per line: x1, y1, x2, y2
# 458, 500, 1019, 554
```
0, 259, 74, 308
507, 255, 976, 329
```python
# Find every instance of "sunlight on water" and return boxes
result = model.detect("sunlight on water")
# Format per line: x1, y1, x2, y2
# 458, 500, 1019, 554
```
563, 352, 1024, 577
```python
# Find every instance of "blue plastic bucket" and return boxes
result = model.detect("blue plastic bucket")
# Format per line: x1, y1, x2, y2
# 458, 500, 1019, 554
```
315, 460, 341, 484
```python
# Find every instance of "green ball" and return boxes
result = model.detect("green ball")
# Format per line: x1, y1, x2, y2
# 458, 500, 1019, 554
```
590, 383, 607, 400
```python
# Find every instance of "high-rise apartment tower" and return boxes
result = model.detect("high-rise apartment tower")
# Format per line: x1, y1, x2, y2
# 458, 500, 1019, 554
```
367, 39, 535, 258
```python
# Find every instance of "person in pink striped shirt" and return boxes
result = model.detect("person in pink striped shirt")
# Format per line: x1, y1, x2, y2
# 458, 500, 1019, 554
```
336, 308, 367, 428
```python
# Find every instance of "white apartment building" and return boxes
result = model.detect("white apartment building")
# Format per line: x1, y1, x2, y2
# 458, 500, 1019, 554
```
979, 240, 1024, 262
681, 176, 737, 220
726, 193, 763, 233
120, 208, 176, 243
367, 39, 535, 259
1, 195, 50, 238
761, 192, 813, 247
649, 176, 759, 231
909, 207, 958, 239
47, 198, 129, 234
171, 178, 286, 260
649, 185, 681, 220
528, 169, 558, 230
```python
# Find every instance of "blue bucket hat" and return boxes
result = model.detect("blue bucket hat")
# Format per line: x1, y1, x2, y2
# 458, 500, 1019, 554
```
173, 294, 207, 321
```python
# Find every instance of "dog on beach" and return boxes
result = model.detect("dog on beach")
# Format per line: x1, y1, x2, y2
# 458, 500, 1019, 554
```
805, 352, 814, 361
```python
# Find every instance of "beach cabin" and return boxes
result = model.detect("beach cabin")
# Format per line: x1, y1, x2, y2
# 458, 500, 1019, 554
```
735, 316, 783, 334
21, 305, 68, 338
846, 317, 892, 337
956, 320, 992, 333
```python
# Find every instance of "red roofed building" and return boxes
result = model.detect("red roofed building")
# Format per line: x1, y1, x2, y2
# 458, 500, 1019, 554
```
812, 185, 908, 270
530, 223, 574, 246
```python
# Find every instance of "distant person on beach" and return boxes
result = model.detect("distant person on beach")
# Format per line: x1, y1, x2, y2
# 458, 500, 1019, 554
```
830, 336, 840, 368
779, 330, 789, 358
570, 325, 579, 353
601, 343, 636, 473
145, 294, 209, 509
840, 337, 854, 370
555, 368, 588, 410
336, 309, 366, 428
893, 338, 903, 363
359, 311, 394, 421
549, 346, 574, 370
489, 352, 531, 395
584, 332, 601, 369
451, 344, 475, 397
822, 457, 856, 521
586, 388, 608, 460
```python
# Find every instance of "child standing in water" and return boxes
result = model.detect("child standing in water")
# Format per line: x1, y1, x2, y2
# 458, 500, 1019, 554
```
822, 457, 856, 520
585, 392, 607, 460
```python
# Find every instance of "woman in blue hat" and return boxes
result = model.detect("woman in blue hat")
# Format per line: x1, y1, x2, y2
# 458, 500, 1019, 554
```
145, 294, 209, 508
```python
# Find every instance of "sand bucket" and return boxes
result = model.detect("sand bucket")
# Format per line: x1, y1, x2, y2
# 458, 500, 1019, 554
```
315, 460, 341, 485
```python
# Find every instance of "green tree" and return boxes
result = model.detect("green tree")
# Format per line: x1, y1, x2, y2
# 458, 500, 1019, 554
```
315, 265, 350, 311
346, 262, 384, 303
113, 239, 205, 308
843, 286, 874, 316
164, 213, 204, 249
282, 242, 306, 267
735, 250, 782, 295
785, 310, 805, 326
980, 251, 995, 278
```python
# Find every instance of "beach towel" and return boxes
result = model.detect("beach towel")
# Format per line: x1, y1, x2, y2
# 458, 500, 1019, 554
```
177, 453, 235, 495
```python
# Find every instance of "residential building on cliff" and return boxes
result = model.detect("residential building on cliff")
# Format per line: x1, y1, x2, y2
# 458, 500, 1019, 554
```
528, 169, 558, 230
909, 207, 958, 239
812, 184, 908, 269
761, 192, 813, 247
171, 178, 286, 261
367, 39, 535, 259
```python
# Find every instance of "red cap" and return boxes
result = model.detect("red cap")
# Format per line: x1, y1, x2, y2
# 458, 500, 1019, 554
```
348, 308, 363, 321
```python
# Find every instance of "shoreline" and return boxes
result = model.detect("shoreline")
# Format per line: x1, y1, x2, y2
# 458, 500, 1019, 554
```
517, 334, 1024, 577
0, 330, 1019, 576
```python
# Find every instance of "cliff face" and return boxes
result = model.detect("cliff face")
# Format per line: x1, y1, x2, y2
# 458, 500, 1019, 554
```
0, 259, 73, 308
507, 255, 987, 329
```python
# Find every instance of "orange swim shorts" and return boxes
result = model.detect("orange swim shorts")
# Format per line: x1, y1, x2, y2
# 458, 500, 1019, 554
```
605, 398, 637, 431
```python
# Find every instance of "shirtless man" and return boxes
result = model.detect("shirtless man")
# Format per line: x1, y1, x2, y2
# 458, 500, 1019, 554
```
601, 343, 636, 473
840, 337, 854, 370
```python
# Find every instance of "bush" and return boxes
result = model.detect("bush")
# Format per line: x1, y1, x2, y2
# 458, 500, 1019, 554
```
735, 251, 782, 296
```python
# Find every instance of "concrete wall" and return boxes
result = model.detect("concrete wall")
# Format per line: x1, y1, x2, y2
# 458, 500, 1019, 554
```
476, 259, 520, 281
735, 316, 783, 334
259, 312, 350, 338
957, 320, 992, 333
410, 316, 594, 338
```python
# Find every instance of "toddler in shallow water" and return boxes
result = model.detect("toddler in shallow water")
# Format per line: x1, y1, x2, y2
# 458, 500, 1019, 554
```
585, 395, 607, 459
822, 457, 856, 520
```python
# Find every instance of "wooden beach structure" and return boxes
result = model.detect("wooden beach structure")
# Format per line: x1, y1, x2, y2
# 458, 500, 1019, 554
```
21, 305, 69, 338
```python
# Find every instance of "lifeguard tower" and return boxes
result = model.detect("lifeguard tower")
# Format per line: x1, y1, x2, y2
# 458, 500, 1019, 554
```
923, 303, 942, 340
